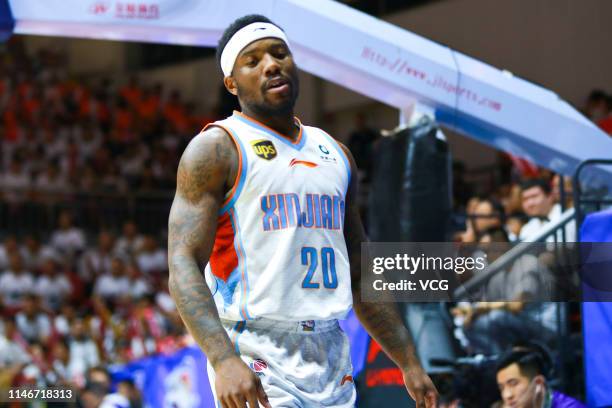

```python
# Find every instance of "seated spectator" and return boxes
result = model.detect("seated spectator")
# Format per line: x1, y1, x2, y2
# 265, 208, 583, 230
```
496, 348, 585, 407
0, 235, 19, 270
0, 317, 30, 388
79, 231, 115, 281
67, 318, 100, 386
50, 210, 87, 259
125, 262, 151, 299
35, 257, 72, 311
15, 295, 52, 344
0, 252, 34, 308
471, 197, 507, 241
34, 159, 69, 196
452, 229, 556, 355
93, 257, 130, 302
519, 179, 576, 242
47, 338, 72, 385
506, 212, 528, 242
596, 94, 612, 136
114, 220, 145, 257
136, 235, 167, 274
20, 234, 59, 271
582, 89, 608, 122
1, 156, 31, 204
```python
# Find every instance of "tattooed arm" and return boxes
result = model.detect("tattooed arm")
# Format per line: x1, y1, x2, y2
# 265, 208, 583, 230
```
168, 127, 270, 408
339, 144, 438, 408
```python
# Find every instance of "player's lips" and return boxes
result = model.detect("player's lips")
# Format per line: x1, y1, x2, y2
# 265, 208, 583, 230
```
265, 76, 291, 94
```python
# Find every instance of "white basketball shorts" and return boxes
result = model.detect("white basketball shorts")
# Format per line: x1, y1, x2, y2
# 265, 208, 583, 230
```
207, 318, 356, 408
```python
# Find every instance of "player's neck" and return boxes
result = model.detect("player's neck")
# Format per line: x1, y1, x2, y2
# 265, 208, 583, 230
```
241, 107, 299, 141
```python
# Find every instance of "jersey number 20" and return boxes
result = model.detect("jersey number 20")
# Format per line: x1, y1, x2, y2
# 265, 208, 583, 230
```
301, 247, 338, 289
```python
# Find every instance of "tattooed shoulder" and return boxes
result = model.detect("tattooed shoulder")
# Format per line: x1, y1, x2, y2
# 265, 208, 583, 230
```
176, 127, 238, 204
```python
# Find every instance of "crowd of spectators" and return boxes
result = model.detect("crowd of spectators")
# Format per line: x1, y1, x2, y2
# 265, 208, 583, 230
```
0, 212, 186, 406
0, 38, 215, 207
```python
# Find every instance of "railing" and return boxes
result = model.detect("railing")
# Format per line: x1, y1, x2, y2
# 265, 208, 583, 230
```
453, 207, 576, 301
572, 158, 612, 236
0, 187, 174, 237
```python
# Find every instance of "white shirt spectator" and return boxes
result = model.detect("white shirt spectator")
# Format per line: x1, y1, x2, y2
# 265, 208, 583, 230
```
0, 335, 31, 368
35, 170, 70, 193
519, 203, 576, 242
0, 271, 34, 307
79, 248, 113, 280
129, 278, 151, 299
15, 313, 52, 343
35, 275, 72, 310
51, 227, 86, 256
94, 274, 130, 300
115, 235, 144, 258
1, 166, 30, 203
68, 338, 100, 380
20, 245, 59, 271
156, 292, 176, 313
137, 249, 167, 274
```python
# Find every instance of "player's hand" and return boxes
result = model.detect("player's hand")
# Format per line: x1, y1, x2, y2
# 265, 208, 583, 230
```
402, 365, 439, 408
215, 356, 271, 408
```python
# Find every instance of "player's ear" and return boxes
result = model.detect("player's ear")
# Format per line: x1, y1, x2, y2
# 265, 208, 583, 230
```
224, 76, 238, 96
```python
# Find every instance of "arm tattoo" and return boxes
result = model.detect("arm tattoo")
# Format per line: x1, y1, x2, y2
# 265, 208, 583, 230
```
168, 129, 237, 368
341, 144, 420, 371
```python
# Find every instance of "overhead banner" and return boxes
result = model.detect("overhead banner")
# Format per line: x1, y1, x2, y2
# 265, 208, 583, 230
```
6, 0, 612, 184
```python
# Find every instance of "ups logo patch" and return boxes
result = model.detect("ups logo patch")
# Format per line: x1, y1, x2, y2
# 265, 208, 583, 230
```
251, 140, 277, 160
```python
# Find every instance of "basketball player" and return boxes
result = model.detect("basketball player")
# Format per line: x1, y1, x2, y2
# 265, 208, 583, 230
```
168, 14, 438, 408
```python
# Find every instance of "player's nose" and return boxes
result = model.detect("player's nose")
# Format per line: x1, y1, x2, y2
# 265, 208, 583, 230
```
262, 53, 281, 77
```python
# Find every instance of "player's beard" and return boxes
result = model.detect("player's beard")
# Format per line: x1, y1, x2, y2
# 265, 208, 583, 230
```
239, 75, 299, 118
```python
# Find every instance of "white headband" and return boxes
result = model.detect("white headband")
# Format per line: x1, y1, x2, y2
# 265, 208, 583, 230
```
220, 22, 290, 77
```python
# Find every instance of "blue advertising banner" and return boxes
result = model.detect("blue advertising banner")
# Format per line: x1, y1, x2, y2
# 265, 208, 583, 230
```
110, 346, 215, 408
581, 209, 612, 407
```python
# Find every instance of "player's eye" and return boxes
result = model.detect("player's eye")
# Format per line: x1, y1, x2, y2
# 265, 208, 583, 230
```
245, 58, 258, 67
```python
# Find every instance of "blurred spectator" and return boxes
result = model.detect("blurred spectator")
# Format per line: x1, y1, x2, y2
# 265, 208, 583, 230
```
126, 262, 151, 299
1, 156, 31, 204
0, 317, 30, 387
100, 378, 140, 408
506, 212, 527, 243
582, 89, 608, 122
15, 295, 52, 344
115, 220, 145, 258
50, 210, 87, 258
496, 348, 585, 408
0, 235, 20, 270
518, 179, 576, 242
79, 230, 115, 281
471, 197, 507, 241
20, 234, 59, 271
35, 159, 69, 195
35, 257, 72, 311
452, 228, 556, 355
94, 257, 130, 301
48, 338, 72, 385
136, 235, 167, 275
0, 252, 34, 308
596, 94, 612, 136
68, 318, 100, 385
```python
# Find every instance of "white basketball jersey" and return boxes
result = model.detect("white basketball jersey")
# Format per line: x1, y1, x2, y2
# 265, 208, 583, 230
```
203, 111, 353, 322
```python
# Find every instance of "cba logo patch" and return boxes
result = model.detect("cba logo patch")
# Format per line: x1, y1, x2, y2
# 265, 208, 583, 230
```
251, 140, 277, 160
250, 359, 268, 376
